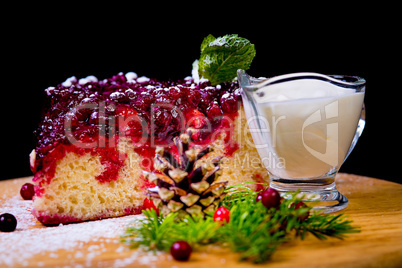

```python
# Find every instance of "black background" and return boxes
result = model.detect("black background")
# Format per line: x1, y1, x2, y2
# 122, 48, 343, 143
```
2, 5, 399, 184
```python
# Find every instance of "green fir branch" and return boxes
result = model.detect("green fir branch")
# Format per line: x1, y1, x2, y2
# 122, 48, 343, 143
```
298, 213, 360, 240
121, 184, 360, 264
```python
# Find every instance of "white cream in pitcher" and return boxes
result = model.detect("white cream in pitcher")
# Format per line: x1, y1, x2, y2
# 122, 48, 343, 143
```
250, 78, 364, 179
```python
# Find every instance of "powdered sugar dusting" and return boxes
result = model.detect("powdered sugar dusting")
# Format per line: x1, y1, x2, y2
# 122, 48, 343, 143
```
0, 194, 155, 267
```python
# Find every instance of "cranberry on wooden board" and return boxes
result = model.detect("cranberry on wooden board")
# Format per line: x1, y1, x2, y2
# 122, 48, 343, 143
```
0, 213, 17, 232
20, 183, 35, 200
170, 241, 192, 261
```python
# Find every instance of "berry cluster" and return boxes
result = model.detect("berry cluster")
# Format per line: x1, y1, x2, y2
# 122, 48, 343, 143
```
256, 187, 309, 220
33, 73, 241, 177
0, 183, 38, 233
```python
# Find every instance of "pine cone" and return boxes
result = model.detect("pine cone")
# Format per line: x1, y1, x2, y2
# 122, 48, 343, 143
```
144, 129, 227, 218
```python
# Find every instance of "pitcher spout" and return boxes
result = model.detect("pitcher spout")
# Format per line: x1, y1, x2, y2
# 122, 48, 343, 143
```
237, 69, 263, 91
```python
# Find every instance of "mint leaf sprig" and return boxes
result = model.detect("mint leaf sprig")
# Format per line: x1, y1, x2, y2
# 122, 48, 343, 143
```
121, 184, 360, 264
198, 34, 256, 85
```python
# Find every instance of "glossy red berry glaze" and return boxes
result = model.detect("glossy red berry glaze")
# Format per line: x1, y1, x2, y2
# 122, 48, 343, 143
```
170, 240, 192, 261
213, 206, 230, 224
32, 73, 241, 189
20, 183, 35, 200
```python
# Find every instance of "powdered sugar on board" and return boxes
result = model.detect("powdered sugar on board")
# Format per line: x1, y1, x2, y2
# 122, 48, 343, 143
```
0, 194, 157, 267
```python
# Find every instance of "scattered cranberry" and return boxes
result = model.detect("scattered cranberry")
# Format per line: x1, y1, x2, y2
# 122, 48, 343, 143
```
289, 201, 310, 221
142, 198, 159, 215
20, 183, 35, 200
257, 188, 281, 209
0, 213, 17, 232
213, 206, 230, 224
170, 240, 192, 261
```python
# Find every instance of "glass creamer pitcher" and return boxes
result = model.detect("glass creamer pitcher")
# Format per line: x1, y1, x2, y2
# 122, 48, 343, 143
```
238, 70, 366, 213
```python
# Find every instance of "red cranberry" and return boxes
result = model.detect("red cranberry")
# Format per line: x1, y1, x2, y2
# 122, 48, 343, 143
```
142, 198, 159, 215
153, 108, 173, 132
0, 213, 17, 232
34, 72, 242, 176
170, 241, 192, 261
117, 106, 137, 119
213, 206, 230, 224
187, 90, 201, 107
20, 183, 35, 200
257, 188, 281, 209
220, 93, 238, 113
186, 109, 206, 129
199, 91, 212, 110
168, 86, 182, 100
254, 174, 266, 192
88, 110, 100, 125
289, 201, 310, 221
206, 101, 222, 120
256, 191, 264, 203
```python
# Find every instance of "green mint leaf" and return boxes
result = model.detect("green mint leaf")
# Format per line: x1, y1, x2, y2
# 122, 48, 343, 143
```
198, 34, 256, 85
200, 34, 216, 52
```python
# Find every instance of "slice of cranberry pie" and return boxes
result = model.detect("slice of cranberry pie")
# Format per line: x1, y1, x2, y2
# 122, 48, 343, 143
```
30, 72, 268, 225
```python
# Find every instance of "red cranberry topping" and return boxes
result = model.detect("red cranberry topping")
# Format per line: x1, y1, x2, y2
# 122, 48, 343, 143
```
0, 213, 17, 232
20, 183, 35, 200
170, 240, 192, 261
33, 73, 241, 183
206, 101, 222, 120
220, 92, 239, 114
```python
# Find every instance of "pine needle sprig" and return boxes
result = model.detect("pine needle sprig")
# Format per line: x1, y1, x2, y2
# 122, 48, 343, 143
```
121, 209, 221, 251
218, 195, 287, 263
297, 213, 360, 240
175, 214, 221, 245
121, 183, 360, 264
121, 209, 181, 252
221, 182, 260, 207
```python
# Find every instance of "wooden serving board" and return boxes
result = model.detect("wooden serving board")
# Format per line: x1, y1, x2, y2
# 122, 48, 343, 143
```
1, 173, 402, 268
